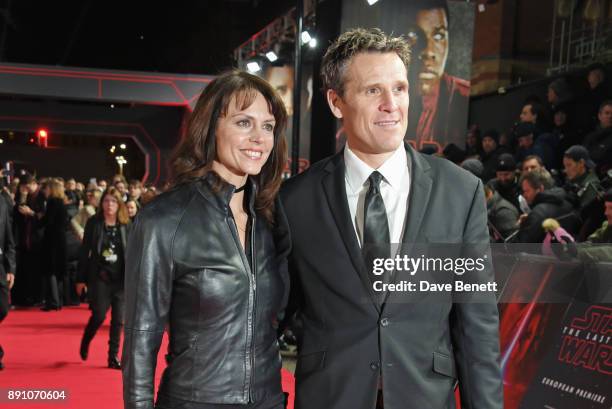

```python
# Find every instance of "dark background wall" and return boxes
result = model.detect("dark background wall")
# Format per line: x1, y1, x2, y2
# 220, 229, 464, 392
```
0, 98, 185, 185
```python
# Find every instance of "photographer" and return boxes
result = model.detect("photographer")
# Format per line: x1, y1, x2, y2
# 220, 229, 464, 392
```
563, 145, 605, 239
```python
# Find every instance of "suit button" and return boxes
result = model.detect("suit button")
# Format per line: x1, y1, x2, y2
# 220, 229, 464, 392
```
380, 318, 389, 327
370, 362, 379, 371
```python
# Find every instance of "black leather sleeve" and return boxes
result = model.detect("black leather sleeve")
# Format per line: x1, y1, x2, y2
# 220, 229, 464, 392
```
122, 212, 175, 409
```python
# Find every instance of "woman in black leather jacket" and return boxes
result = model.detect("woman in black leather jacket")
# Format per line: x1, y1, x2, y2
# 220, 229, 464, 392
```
77, 186, 129, 369
122, 70, 290, 409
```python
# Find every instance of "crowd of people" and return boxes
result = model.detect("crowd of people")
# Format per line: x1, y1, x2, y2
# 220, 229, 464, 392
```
440, 63, 612, 253
0, 173, 161, 369
0, 174, 156, 310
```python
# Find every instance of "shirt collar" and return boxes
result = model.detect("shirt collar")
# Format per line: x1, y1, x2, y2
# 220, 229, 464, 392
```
344, 143, 407, 193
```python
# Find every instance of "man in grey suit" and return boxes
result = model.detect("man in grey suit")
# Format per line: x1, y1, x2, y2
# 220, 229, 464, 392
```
281, 28, 502, 409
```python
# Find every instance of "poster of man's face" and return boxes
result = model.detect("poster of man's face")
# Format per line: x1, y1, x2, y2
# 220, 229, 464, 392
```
263, 63, 313, 173
410, 7, 449, 97
404, 0, 472, 152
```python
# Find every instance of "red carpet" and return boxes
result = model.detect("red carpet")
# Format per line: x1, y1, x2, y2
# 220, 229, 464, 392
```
0, 305, 295, 409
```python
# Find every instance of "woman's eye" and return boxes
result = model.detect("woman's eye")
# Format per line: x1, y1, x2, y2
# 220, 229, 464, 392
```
263, 123, 274, 132
366, 88, 379, 96
237, 119, 251, 127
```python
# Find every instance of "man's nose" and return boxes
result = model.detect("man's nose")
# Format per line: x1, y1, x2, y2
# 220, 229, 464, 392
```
380, 89, 399, 112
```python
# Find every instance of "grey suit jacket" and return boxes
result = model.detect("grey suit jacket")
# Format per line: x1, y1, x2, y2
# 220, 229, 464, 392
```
281, 144, 502, 409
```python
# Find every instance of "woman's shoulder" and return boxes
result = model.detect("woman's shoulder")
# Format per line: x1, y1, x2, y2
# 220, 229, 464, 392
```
137, 182, 198, 223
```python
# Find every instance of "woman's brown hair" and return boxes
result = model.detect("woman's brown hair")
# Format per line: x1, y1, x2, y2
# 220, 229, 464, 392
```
98, 187, 130, 225
171, 69, 288, 225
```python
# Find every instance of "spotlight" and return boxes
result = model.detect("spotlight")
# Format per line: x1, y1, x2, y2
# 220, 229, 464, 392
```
120, 143, 127, 150
0, 139, 3, 144
367, 0, 380, 4
246, 61, 262, 73
265, 51, 278, 62
308, 38, 318, 48
301, 31, 312, 45
110, 104, 115, 109
110, 145, 116, 153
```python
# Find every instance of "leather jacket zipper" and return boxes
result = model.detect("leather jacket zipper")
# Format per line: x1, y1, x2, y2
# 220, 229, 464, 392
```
227, 213, 256, 403
249, 214, 257, 403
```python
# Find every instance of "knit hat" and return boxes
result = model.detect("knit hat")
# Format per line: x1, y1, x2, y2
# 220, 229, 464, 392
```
461, 158, 484, 179
497, 153, 517, 172
482, 129, 500, 144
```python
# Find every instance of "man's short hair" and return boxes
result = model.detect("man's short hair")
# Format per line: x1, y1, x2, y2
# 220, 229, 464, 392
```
588, 62, 605, 75
321, 28, 411, 96
520, 169, 552, 191
599, 99, 612, 113
523, 155, 544, 166
128, 179, 142, 188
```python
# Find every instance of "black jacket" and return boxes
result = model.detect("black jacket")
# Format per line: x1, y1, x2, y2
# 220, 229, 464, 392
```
122, 175, 290, 409
514, 187, 574, 243
0, 194, 16, 275
77, 215, 128, 284
39, 197, 69, 276
487, 191, 519, 241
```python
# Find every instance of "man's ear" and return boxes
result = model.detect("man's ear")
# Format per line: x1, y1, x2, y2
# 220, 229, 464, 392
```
326, 89, 344, 119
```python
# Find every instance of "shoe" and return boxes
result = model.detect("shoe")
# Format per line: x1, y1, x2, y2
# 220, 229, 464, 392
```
79, 338, 89, 361
0, 361, 4, 370
108, 356, 121, 370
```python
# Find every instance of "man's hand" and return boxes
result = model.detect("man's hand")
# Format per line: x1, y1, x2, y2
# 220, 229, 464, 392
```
6, 273, 15, 290
76, 283, 87, 296
517, 213, 528, 226
17, 205, 35, 217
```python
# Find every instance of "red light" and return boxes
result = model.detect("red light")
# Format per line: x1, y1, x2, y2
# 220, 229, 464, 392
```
36, 129, 48, 147
29, 138, 35, 143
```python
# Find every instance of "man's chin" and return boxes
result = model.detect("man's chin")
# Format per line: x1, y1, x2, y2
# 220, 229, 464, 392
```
418, 78, 440, 96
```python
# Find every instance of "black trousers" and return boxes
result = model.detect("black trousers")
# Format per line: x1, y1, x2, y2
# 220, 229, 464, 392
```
0, 269, 9, 363
0, 271, 8, 323
81, 277, 124, 357
155, 393, 286, 409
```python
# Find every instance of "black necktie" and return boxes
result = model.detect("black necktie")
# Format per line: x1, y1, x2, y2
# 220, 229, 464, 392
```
363, 171, 390, 286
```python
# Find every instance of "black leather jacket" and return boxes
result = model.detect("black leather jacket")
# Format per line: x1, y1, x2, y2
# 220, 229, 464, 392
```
122, 174, 290, 409
77, 215, 128, 284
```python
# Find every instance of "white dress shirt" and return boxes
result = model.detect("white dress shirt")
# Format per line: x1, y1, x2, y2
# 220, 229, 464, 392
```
344, 143, 411, 247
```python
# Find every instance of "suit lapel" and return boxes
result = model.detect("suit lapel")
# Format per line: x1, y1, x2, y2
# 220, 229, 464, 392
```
382, 145, 434, 309
321, 152, 381, 313
401, 144, 433, 246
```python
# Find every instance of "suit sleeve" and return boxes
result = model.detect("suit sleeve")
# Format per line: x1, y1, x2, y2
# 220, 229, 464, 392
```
122, 213, 174, 409
278, 187, 304, 344
451, 179, 503, 409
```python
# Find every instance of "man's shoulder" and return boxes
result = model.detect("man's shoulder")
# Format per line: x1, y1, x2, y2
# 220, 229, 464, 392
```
281, 154, 338, 197
420, 151, 481, 188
